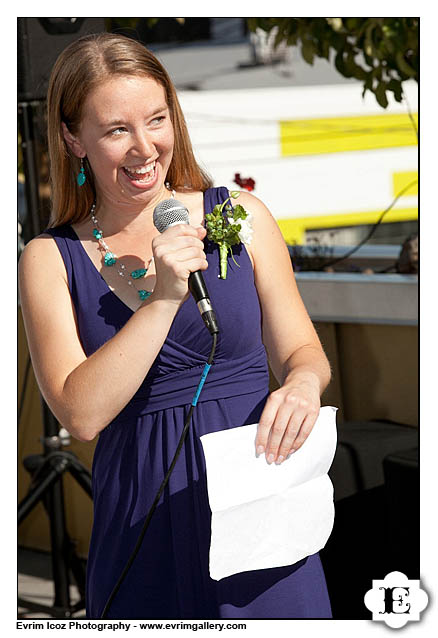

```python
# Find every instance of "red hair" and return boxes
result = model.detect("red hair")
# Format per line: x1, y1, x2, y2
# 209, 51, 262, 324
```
47, 32, 212, 226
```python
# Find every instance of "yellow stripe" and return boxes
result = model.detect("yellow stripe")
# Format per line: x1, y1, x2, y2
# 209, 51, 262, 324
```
277, 207, 418, 244
280, 113, 418, 157
393, 171, 418, 197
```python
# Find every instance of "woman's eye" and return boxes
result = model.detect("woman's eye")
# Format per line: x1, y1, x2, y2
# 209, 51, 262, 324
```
151, 116, 165, 125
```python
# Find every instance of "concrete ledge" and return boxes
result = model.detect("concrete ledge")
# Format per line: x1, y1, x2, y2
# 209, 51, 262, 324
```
295, 272, 418, 325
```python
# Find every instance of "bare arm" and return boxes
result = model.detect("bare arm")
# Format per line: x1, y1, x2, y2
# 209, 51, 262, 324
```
237, 191, 331, 463
18, 225, 208, 442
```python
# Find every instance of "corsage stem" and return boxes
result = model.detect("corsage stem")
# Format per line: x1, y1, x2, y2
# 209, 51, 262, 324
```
219, 243, 229, 279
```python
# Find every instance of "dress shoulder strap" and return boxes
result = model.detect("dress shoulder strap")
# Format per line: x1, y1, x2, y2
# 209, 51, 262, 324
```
203, 186, 231, 213
44, 225, 77, 293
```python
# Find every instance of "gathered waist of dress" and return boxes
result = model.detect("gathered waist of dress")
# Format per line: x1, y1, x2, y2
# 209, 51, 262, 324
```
110, 345, 269, 424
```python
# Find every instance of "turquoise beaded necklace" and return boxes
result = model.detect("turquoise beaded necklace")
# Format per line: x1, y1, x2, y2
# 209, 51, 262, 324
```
90, 203, 154, 301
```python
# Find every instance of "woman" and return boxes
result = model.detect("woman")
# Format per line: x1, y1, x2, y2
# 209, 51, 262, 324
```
19, 33, 332, 619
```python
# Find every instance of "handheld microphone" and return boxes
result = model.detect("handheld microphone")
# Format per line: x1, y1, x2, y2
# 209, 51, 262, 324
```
153, 198, 219, 335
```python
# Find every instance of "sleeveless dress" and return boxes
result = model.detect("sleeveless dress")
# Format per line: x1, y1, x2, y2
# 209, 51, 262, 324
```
46, 187, 332, 620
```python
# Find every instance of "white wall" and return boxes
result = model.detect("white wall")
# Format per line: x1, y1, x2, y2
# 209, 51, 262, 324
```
178, 81, 418, 219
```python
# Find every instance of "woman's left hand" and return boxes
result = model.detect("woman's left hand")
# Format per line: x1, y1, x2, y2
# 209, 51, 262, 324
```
255, 378, 321, 464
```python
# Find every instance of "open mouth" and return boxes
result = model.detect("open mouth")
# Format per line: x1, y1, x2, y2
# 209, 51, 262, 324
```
122, 160, 156, 184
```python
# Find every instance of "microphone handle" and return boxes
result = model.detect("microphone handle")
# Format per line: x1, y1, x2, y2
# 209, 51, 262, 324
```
188, 271, 219, 335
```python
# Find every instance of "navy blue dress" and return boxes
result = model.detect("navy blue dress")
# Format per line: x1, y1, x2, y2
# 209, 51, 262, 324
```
46, 187, 332, 619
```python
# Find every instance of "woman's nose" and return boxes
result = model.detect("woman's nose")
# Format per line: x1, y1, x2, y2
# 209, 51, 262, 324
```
133, 129, 155, 158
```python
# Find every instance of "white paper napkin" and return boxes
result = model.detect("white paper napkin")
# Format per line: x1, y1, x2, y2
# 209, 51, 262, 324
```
200, 405, 338, 580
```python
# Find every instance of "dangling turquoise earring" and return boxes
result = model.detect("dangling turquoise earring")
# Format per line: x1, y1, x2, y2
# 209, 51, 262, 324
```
77, 157, 86, 186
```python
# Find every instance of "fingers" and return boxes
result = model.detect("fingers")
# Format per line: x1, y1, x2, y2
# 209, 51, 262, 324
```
153, 224, 207, 243
157, 241, 208, 267
153, 230, 205, 256
279, 411, 317, 458
255, 391, 319, 464
153, 226, 206, 264
255, 393, 285, 459
161, 253, 208, 278
151, 224, 208, 303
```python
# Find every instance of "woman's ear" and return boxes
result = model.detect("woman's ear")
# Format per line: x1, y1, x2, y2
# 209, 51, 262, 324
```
62, 122, 86, 158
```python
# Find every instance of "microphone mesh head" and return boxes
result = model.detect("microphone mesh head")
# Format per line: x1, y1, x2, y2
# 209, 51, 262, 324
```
153, 198, 189, 233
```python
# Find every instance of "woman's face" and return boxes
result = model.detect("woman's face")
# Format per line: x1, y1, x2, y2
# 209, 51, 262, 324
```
71, 75, 175, 208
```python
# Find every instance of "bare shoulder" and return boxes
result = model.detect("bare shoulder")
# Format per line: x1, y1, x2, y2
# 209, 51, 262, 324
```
19, 232, 67, 283
18, 233, 70, 317
233, 191, 275, 218
233, 191, 290, 270
19, 232, 62, 262
233, 190, 285, 244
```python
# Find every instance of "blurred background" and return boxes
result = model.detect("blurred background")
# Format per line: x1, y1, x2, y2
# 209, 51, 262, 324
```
18, 17, 418, 620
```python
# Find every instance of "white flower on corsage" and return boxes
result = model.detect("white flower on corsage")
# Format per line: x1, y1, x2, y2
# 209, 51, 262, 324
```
205, 191, 253, 279
227, 213, 253, 246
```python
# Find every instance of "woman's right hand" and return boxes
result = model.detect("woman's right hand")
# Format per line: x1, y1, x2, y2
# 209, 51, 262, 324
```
151, 224, 208, 305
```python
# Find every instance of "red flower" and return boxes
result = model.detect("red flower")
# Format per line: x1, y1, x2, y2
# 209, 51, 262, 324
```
233, 173, 255, 192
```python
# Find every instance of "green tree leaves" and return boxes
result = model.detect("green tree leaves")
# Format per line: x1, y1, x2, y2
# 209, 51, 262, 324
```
247, 17, 418, 109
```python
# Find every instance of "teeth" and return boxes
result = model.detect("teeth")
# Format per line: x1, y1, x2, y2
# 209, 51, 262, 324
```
125, 161, 156, 175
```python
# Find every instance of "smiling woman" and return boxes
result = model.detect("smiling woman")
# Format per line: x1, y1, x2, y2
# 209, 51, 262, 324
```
61, 76, 175, 208
46, 33, 212, 227
18, 32, 333, 620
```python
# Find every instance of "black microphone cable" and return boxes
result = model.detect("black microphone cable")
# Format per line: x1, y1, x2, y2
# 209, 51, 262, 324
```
100, 330, 218, 619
